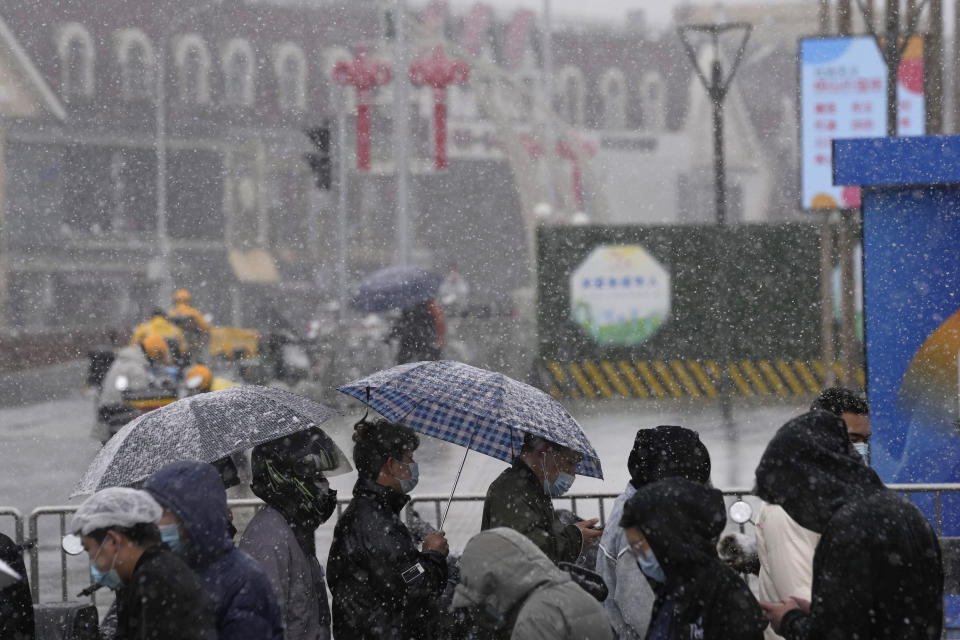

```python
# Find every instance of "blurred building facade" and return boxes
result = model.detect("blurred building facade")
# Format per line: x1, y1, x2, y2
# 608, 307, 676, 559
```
0, 0, 805, 332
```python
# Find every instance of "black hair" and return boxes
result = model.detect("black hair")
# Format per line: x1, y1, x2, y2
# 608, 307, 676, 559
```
86, 522, 161, 548
352, 418, 419, 481
811, 387, 869, 416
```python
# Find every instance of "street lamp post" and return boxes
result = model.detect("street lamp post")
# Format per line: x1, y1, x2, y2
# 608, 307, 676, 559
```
677, 23, 751, 226
154, 2, 219, 307
678, 23, 751, 466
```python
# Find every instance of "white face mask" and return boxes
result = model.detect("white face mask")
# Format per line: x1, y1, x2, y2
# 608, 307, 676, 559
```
852, 442, 869, 465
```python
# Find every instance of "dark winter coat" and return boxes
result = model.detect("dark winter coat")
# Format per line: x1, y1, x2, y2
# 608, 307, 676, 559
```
392, 302, 441, 364
114, 545, 217, 640
481, 458, 582, 565
0, 533, 34, 640
327, 479, 448, 639
624, 477, 767, 640
755, 410, 944, 640
145, 462, 284, 640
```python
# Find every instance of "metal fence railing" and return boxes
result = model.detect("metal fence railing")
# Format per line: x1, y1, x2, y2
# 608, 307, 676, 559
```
0, 507, 25, 546
16, 483, 960, 605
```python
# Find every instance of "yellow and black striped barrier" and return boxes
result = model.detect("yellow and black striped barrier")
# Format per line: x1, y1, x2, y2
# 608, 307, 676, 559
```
540, 359, 865, 401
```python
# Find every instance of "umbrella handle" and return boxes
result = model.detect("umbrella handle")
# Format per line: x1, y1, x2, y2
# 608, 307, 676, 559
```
439, 425, 478, 531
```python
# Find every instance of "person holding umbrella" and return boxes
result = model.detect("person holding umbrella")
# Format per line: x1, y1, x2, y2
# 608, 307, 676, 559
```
239, 427, 343, 640
481, 434, 602, 565
326, 418, 449, 639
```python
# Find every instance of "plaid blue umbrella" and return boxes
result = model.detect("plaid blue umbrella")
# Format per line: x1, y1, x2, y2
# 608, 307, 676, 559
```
337, 360, 603, 479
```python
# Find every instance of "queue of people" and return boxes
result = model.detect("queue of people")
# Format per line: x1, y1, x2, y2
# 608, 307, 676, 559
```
40, 386, 944, 640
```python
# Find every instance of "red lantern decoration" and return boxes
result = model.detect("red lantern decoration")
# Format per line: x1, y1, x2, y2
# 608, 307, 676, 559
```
409, 47, 470, 170
333, 49, 392, 171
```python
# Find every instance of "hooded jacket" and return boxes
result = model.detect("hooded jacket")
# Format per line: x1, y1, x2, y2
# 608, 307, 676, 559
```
326, 478, 448, 639
597, 426, 712, 639
453, 527, 613, 640
144, 462, 284, 640
755, 410, 943, 640
624, 478, 766, 640
481, 458, 582, 565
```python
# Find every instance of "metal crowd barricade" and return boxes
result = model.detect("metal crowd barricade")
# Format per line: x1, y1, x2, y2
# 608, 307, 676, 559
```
0, 507, 25, 546
22, 484, 960, 605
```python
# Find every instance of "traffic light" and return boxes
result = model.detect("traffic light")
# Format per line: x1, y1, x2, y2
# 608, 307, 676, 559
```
304, 126, 331, 190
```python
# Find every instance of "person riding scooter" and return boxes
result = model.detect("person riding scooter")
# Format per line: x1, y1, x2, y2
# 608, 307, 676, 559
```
131, 308, 189, 368
93, 334, 178, 444
168, 289, 211, 360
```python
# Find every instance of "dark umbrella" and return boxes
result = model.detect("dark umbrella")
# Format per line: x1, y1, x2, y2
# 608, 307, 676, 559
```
352, 266, 443, 313
72, 385, 349, 497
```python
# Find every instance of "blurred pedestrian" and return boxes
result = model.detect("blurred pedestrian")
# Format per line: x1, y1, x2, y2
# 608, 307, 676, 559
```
391, 299, 443, 364
239, 428, 341, 640
0, 533, 34, 640
481, 434, 601, 565
327, 419, 449, 639
620, 477, 767, 640
144, 461, 283, 640
595, 425, 711, 639
452, 527, 613, 640
755, 387, 870, 640
68, 487, 216, 640
756, 410, 943, 639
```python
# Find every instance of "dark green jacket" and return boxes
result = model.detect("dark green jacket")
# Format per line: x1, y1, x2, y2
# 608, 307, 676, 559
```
480, 458, 582, 564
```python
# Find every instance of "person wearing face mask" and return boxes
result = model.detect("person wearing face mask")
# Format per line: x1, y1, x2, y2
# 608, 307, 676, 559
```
239, 427, 344, 640
620, 477, 767, 640
754, 387, 870, 640
481, 433, 601, 565
144, 461, 283, 640
596, 425, 712, 640
67, 487, 216, 640
757, 410, 942, 640
327, 418, 449, 639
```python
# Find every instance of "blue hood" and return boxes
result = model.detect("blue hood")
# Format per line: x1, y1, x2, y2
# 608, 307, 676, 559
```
145, 461, 233, 563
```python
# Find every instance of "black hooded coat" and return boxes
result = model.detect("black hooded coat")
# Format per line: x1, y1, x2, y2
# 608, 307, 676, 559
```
624, 477, 767, 640
755, 410, 943, 640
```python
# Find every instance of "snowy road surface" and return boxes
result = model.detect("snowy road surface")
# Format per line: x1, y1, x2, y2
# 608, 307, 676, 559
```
0, 389, 806, 602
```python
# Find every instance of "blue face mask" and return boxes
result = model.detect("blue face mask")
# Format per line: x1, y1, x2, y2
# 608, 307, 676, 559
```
635, 547, 667, 583
399, 461, 419, 494
542, 451, 576, 497
545, 471, 576, 497
90, 537, 123, 591
158, 523, 184, 555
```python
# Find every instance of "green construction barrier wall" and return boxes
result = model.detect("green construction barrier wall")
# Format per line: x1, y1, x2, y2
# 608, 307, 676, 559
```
537, 224, 823, 363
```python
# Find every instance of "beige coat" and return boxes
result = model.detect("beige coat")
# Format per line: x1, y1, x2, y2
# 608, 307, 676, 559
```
755, 503, 821, 640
